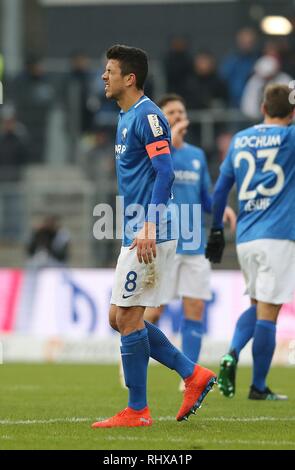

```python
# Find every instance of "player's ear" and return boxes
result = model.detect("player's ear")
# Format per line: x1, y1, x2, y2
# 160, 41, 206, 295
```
125, 73, 136, 88
261, 102, 266, 116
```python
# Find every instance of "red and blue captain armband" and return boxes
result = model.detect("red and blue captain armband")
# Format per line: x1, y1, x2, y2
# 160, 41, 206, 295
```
146, 140, 171, 159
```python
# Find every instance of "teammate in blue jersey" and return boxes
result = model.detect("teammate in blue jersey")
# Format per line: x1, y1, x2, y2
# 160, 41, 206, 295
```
145, 94, 236, 380
206, 84, 295, 400
92, 45, 216, 429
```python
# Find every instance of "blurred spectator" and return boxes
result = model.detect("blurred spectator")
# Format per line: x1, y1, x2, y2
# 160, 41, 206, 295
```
26, 215, 71, 268
275, 39, 295, 78
263, 39, 282, 61
0, 105, 30, 239
81, 126, 115, 186
220, 27, 260, 107
164, 37, 193, 98
216, 131, 233, 163
0, 105, 30, 182
241, 55, 292, 120
12, 54, 55, 163
64, 51, 99, 135
81, 126, 118, 267
186, 51, 228, 109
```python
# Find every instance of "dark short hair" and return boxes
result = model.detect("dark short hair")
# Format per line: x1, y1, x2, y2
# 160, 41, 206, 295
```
157, 93, 186, 109
106, 44, 148, 90
263, 84, 295, 118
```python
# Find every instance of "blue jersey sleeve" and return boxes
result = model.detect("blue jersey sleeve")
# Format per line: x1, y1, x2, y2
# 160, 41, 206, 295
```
212, 173, 235, 228
135, 111, 174, 222
220, 139, 235, 179
135, 111, 171, 147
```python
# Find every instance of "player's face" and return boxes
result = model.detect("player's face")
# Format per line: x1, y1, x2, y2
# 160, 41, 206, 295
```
102, 59, 126, 100
161, 100, 188, 128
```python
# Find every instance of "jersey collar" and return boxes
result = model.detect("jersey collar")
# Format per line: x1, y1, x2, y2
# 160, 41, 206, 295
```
254, 123, 286, 128
119, 95, 149, 115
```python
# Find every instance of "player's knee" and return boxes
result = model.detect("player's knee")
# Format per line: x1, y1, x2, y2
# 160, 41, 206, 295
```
116, 309, 131, 331
183, 298, 204, 321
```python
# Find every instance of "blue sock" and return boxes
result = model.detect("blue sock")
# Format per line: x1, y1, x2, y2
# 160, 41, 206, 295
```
181, 319, 203, 363
230, 305, 257, 360
121, 328, 150, 411
144, 321, 195, 379
252, 320, 276, 392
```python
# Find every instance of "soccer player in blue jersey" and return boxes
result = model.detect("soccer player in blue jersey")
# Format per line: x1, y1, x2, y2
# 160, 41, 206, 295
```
145, 94, 236, 377
206, 84, 295, 400
92, 45, 216, 429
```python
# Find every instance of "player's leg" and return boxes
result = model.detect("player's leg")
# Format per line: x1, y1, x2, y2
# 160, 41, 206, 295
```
116, 305, 150, 411
249, 239, 295, 400
93, 303, 152, 428
182, 297, 204, 364
179, 255, 212, 364
143, 252, 201, 382
92, 247, 152, 428
143, 250, 196, 379
218, 299, 257, 398
228, 299, 257, 361
152, 244, 217, 421
144, 305, 164, 324
249, 301, 285, 399
219, 242, 258, 398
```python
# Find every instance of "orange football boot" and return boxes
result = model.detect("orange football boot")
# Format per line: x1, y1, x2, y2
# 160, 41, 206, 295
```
91, 406, 152, 428
176, 365, 217, 421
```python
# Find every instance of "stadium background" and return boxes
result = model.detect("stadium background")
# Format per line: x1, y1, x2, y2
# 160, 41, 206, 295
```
0, 0, 294, 366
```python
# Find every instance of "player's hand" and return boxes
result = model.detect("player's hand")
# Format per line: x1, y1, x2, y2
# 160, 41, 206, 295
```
223, 206, 237, 233
130, 222, 157, 264
205, 228, 225, 263
171, 119, 189, 148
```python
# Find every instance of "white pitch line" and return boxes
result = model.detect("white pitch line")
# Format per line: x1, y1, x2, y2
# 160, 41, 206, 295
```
1, 416, 295, 425
0, 417, 90, 425
105, 435, 295, 447
157, 416, 295, 423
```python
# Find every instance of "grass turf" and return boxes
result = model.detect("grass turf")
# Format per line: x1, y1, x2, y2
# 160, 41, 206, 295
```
0, 363, 294, 450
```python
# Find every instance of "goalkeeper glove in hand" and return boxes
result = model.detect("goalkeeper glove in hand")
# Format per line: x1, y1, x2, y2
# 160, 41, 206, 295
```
205, 228, 225, 263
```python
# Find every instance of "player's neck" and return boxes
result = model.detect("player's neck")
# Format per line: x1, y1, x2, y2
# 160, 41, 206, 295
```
118, 90, 145, 112
263, 116, 290, 126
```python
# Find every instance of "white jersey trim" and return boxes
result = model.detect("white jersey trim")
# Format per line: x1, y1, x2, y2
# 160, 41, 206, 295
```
254, 124, 285, 128
134, 98, 150, 109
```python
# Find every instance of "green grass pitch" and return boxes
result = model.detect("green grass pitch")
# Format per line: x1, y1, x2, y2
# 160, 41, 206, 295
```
0, 364, 294, 450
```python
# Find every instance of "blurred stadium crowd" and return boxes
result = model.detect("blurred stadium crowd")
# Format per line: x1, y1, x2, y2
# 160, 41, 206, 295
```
0, 21, 294, 268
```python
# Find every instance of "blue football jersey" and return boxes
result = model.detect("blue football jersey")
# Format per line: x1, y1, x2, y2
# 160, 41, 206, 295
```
115, 95, 174, 246
221, 124, 295, 243
171, 143, 212, 255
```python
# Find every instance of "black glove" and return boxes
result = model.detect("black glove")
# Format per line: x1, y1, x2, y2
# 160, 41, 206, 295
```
205, 228, 225, 263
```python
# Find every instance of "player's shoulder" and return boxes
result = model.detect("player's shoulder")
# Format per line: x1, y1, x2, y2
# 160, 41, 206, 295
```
135, 96, 163, 116
231, 123, 295, 147
134, 96, 169, 138
232, 125, 257, 141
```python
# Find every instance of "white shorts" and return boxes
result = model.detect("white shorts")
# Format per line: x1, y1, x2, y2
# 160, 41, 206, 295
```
161, 254, 212, 304
237, 239, 295, 304
111, 239, 177, 308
